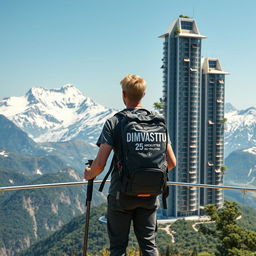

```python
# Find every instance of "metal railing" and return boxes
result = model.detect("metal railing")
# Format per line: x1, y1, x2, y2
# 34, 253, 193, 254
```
1, 180, 256, 193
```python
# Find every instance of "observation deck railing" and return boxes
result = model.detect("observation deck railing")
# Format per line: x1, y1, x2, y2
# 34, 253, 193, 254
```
1, 180, 256, 193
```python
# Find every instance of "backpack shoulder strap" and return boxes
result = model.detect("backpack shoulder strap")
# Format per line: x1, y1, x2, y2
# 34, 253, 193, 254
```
162, 171, 169, 209
98, 155, 115, 192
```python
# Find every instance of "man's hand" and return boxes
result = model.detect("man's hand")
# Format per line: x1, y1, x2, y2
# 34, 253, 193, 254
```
84, 167, 94, 181
84, 143, 113, 181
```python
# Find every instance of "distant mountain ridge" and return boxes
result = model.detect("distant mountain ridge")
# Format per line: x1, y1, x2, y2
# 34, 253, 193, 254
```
0, 115, 99, 175
225, 103, 256, 157
0, 114, 41, 155
224, 146, 256, 208
0, 85, 116, 143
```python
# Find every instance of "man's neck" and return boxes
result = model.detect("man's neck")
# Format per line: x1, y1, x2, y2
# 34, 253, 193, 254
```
125, 103, 142, 109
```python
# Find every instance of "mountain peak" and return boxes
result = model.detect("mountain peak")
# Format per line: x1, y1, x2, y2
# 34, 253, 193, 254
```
239, 106, 256, 115
58, 84, 84, 96
225, 103, 237, 113
0, 84, 116, 143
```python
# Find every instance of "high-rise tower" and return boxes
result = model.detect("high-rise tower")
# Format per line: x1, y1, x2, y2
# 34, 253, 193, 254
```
160, 17, 206, 217
160, 17, 228, 218
201, 58, 229, 208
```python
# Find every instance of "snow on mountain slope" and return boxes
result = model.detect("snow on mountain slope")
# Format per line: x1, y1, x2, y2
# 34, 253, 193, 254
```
224, 104, 256, 157
0, 85, 116, 143
243, 147, 256, 156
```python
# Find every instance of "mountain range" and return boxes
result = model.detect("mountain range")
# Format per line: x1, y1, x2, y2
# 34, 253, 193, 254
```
0, 85, 116, 144
0, 86, 255, 158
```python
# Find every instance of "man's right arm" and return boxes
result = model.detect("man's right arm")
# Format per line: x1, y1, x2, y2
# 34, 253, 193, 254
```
84, 117, 116, 180
84, 143, 113, 180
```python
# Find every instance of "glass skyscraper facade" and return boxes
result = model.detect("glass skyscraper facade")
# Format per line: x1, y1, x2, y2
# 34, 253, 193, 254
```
201, 58, 229, 208
160, 17, 228, 217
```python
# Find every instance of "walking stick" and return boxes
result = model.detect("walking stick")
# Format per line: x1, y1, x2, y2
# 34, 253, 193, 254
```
83, 160, 94, 256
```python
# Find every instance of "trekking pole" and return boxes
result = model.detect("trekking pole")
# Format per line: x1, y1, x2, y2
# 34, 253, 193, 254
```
83, 160, 94, 256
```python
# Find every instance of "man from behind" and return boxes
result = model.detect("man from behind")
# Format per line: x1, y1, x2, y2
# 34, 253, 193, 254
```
84, 74, 176, 256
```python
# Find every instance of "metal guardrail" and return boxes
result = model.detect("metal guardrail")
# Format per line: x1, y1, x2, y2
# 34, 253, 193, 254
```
0, 180, 256, 193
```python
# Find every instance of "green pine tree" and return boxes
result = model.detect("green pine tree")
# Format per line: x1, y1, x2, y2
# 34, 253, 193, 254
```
204, 201, 256, 256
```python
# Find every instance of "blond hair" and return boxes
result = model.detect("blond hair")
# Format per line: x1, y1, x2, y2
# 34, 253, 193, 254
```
120, 74, 147, 103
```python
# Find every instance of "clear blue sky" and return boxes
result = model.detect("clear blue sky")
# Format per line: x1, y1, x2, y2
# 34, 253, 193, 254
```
0, 0, 255, 110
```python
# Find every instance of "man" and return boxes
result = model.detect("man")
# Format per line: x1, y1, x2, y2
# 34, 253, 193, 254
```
84, 74, 176, 256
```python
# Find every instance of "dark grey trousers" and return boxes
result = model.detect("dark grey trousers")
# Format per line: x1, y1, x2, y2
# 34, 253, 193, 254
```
107, 194, 159, 256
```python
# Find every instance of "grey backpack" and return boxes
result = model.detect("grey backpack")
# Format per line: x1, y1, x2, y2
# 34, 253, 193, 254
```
100, 109, 169, 207
117, 109, 168, 196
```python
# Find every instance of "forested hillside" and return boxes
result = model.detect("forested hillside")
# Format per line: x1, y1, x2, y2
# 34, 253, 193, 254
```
18, 202, 256, 256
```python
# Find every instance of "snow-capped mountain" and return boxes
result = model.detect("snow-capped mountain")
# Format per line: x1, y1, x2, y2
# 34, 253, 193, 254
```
225, 146, 256, 186
224, 103, 256, 157
0, 85, 116, 143
224, 146, 256, 208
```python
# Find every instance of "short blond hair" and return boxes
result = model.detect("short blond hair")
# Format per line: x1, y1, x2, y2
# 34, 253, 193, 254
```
120, 74, 147, 103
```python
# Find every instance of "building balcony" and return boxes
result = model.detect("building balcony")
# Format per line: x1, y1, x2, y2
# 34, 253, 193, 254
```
189, 195, 197, 200
216, 99, 223, 103
216, 197, 223, 203
189, 202, 197, 208
190, 192, 197, 198
215, 168, 221, 173
190, 178, 197, 183
208, 120, 214, 125
208, 161, 214, 167
218, 80, 224, 84
183, 58, 190, 62
190, 109, 199, 113
215, 161, 223, 166
215, 177, 222, 183
190, 68, 198, 72
216, 190, 223, 196
214, 189, 222, 195
191, 44, 198, 48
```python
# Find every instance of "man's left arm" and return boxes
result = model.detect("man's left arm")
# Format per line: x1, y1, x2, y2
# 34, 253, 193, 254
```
84, 143, 113, 180
166, 143, 176, 171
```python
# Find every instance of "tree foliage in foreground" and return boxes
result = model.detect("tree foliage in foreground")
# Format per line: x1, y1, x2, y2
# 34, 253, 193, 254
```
203, 201, 256, 256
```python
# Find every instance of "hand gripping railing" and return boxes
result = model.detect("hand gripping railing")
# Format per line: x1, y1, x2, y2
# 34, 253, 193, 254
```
0, 180, 256, 193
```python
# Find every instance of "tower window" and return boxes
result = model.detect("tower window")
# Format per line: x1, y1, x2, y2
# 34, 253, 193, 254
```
181, 21, 193, 30
209, 60, 217, 68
